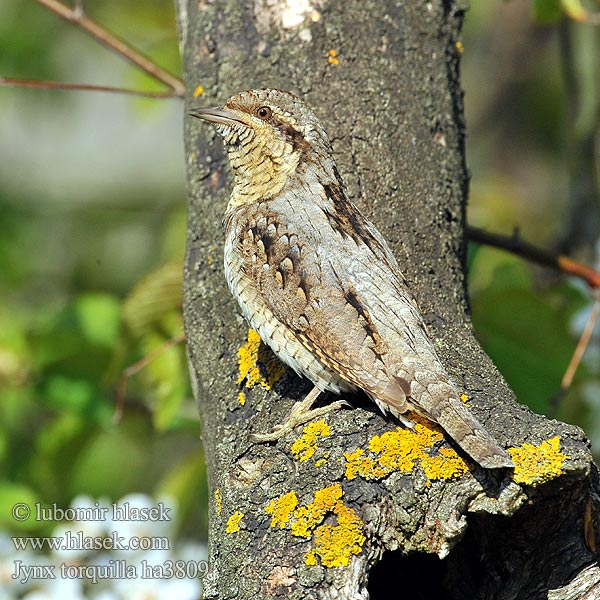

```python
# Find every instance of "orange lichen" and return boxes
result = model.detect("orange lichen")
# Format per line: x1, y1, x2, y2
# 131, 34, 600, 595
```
237, 328, 286, 391
328, 49, 340, 65
225, 510, 244, 534
264, 483, 365, 568
344, 418, 470, 481
214, 488, 223, 517
291, 420, 331, 461
509, 436, 567, 485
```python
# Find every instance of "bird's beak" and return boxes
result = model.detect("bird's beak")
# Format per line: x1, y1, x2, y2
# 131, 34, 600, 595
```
188, 106, 247, 127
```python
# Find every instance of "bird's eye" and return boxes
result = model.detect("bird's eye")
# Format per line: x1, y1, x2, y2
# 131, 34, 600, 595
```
256, 106, 272, 120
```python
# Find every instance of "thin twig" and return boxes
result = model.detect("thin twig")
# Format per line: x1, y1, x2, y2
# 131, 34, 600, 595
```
114, 331, 186, 424
561, 293, 600, 391
32, 0, 185, 97
0, 77, 180, 98
466, 225, 600, 289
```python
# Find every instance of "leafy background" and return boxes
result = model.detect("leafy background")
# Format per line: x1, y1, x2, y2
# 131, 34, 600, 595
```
0, 0, 599, 595
0, 0, 204, 552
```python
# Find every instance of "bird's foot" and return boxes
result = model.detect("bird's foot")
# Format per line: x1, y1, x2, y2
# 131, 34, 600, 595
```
250, 386, 349, 443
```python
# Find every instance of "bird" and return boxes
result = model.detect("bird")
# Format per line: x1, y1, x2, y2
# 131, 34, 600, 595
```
189, 88, 514, 470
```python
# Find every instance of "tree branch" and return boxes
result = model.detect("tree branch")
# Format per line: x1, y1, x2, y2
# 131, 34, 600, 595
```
0, 76, 181, 98
30, 0, 185, 96
466, 224, 600, 288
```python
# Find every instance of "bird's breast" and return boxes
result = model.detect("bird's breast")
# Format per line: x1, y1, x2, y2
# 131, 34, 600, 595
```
223, 202, 353, 394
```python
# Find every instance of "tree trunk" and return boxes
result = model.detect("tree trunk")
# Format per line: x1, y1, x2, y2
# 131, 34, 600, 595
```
178, 1, 599, 598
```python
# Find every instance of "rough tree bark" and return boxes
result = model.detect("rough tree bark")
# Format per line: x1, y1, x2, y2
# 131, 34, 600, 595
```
178, 1, 600, 598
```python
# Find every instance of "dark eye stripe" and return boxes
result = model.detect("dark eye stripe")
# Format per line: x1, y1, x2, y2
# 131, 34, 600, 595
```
272, 117, 310, 152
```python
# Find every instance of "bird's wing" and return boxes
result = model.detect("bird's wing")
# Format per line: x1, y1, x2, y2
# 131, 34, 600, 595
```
228, 182, 419, 415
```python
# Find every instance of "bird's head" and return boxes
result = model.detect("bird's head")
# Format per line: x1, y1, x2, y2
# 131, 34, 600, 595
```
189, 88, 335, 201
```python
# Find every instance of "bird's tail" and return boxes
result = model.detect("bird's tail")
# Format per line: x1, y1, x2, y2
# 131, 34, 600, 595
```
390, 375, 514, 470
428, 392, 514, 469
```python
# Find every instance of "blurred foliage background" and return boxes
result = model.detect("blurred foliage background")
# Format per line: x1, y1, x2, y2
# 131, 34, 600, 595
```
465, 1, 600, 442
0, 0, 205, 550
0, 0, 599, 589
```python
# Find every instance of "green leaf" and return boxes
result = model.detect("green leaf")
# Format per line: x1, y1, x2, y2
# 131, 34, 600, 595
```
121, 262, 183, 339
533, 0, 564, 23
75, 294, 121, 349
45, 376, 94, 411
41, 375, 112, 426
469, 251, 533, 297
472, 263, 577, 414
143, 332, 188, 431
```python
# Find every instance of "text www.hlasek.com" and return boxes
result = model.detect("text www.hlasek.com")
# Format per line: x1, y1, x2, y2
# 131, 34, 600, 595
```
12, 530, 169, 552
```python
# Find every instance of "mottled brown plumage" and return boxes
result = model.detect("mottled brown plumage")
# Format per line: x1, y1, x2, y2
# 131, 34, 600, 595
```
190, 88, 513, 469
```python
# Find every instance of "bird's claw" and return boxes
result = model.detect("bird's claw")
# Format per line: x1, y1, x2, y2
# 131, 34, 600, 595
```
250, 399, 349, 443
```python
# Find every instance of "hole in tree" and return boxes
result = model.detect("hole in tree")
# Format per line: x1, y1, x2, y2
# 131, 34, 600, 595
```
368, 550, 452, 600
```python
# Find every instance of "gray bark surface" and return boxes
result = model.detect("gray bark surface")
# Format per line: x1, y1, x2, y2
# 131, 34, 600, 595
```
179, 1, 599, 598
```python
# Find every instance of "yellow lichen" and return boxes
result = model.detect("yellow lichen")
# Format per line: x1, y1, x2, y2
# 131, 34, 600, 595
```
460, 393, 470, 404
225, 510, 244, 534
291, 484, 342, 538
315, 456, 328, 467
344, 418, 470, 481
215, 488, 223, 517
237, 328, 286, 392
264, 483, 365, 568
238, 391, 246, 406
291, 420, 331, 462
455, 40, 464, 54
193, 84, 204, 97
421, 447, 470, 480
265, 491, 299, 529
237, 328, 262, 387
311, 501, 365, 568
509, 436, 567, 485
328, 49, 340, 65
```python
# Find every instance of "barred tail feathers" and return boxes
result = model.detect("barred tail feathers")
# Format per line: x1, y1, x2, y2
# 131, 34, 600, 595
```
375, 375, 513, 470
